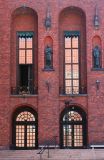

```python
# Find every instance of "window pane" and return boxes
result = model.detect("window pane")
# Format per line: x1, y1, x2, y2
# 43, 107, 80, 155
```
65, 37, 71, 48
72, 49, 78, 63
73, 65, 79, 78
19, 38, 25, 48
72, 37, 78, 48
65, 80, 71, 86
65, 65, 71, 78
65, 87, 72, 94
19, 50, 25, 64
73, 87, 79, 94
65, 49, 71, 63
26, 38, 32, 48
73, 80, 79, 86
26, 50, 33, 64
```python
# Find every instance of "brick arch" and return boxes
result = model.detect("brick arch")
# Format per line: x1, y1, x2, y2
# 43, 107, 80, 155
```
59, 6, 86, 20
11, 6, 38, 18
60, 104, 87, 119
12, 104, 38, 117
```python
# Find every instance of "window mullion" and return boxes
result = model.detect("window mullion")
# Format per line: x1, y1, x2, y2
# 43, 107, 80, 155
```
25, 37, 27, 64
71, 37, 73, 94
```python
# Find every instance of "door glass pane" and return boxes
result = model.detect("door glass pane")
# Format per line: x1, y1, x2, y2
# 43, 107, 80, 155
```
63, 125, 72, 147
27, 125, 36, 147
16, 125, 25, 147
74, 125, 83, 147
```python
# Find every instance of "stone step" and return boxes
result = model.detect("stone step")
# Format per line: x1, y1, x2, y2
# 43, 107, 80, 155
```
0, 149, 104, 160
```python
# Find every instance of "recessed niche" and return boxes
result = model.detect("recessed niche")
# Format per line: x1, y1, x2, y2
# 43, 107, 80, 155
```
44, 36, 54, 71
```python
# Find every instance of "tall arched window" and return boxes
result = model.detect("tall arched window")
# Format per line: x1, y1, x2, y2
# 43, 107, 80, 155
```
12, 107, 38, 149
60, 106, 87, 148
11, 7, 38, 95
59, 7, 87, 95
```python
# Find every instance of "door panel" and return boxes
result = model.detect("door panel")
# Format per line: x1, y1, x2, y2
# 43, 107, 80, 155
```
16, 125, 25, 147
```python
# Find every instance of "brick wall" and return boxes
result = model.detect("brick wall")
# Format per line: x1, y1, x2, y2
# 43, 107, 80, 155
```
0, 0, 104, 149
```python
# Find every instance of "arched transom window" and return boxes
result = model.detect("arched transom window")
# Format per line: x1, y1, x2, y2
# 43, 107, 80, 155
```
16, 111, 35, 121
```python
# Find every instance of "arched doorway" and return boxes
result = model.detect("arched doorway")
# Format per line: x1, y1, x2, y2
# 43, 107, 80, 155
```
60, 106, 87, 148
12, 107, 38, 149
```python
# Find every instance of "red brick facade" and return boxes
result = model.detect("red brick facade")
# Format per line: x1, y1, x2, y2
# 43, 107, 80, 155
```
0, 0, 104, 149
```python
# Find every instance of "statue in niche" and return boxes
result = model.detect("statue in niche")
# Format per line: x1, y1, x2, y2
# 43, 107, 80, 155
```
45, 45, 53, 69
93, 45, 101, 68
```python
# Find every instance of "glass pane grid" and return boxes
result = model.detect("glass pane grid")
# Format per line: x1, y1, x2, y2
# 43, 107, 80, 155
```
15, 111, 37, 149
74, 125, 83, 147
16, 125, 25, 147
27, 125, 36, 147
62, 111, 84, 148
16, 111, 35, 122
63, 111, 82, 122
26, 50, 33, 64
26, 38, 32, 49
19, 35, 33, 64
19, 38, 25, 49
65, 36, 79, 95
19, 50, 25, 64
63, 125, 72, 147
72, 37, 78, 48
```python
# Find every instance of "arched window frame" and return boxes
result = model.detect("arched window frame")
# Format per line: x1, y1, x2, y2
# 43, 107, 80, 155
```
60, 106, 87, 149
12, 107, 38, 149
